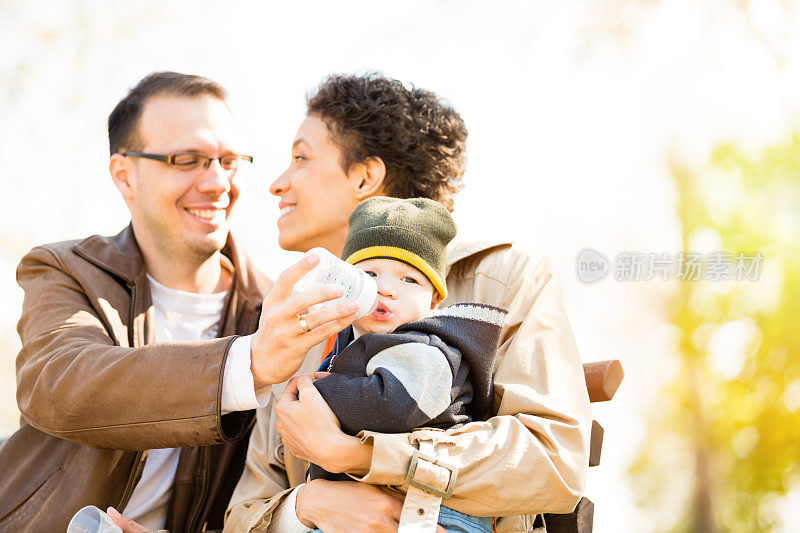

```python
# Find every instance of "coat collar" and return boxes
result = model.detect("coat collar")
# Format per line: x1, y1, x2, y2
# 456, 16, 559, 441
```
445, 240, 513, 275
73, 224, 264, 305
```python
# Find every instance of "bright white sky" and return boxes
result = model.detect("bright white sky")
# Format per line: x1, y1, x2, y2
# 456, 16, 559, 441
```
2, 1, 799, 531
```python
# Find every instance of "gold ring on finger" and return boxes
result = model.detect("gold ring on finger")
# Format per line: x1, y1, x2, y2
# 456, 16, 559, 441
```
297, 314, 310, 333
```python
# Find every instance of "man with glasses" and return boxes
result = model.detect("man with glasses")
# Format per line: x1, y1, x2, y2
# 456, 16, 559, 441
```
0, 72, 357, 532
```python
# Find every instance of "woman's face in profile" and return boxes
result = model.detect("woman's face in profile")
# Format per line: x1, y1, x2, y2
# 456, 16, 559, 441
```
269, 114, 363, 254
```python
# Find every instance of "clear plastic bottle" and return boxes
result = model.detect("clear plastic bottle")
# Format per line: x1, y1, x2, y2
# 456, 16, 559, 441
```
294, 247, 378, 319
67, 506, 123, 533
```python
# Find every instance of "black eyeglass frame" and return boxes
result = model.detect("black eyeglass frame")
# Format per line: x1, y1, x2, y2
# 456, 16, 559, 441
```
121, 150, 254, 170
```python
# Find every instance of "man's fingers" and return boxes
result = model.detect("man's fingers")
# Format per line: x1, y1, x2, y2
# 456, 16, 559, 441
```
289, 284, 347, 316
296, 310, 359, 348
268, 254, 320, 301
106, 507, 150, 533
300, 297, 359, 330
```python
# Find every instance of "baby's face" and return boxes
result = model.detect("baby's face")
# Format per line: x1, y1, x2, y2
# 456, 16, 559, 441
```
352, 258, 439, 334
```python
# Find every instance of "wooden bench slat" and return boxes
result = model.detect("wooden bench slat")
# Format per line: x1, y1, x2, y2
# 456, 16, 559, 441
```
589, 420, 603, 467
583, 360, 624, 402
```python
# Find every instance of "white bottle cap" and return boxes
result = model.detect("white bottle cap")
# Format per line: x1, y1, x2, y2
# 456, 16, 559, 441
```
355, 273, 378, 319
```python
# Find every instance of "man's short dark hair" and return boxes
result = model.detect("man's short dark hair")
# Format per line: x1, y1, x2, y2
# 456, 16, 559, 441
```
307, 73, 467, 211
108, 71, 227, 155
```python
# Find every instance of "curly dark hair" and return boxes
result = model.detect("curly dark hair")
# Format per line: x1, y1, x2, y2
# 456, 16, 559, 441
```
306, 73, 467, 211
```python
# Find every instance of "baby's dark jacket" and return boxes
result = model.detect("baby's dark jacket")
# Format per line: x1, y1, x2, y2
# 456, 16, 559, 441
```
309, 302, 507, 482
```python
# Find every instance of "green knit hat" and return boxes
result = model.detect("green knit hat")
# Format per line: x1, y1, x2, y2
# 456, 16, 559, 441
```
342, 197, 457, 300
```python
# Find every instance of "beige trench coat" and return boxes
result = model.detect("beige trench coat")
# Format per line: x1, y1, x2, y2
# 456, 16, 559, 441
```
224, 242, 592, 532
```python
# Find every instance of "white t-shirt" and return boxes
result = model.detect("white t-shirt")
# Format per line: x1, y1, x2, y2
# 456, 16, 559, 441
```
122, 275, 268, 530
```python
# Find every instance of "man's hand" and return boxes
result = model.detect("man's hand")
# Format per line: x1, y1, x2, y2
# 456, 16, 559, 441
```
295, 479, 447, 533
250, 254, 359, 387
106, 507, 151, 533
275, 373, 372, 474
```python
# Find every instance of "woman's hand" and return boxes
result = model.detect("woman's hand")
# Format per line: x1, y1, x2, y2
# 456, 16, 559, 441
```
250, 254, 359, 387
275, 373, 373, 474
295, 480, 447, 533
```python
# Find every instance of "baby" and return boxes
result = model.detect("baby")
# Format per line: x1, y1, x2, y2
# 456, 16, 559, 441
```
309, 197, 506, 533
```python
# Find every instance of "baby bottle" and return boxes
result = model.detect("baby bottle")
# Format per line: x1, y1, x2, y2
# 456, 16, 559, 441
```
295, 247, 377, 319
67, 506, 123, 533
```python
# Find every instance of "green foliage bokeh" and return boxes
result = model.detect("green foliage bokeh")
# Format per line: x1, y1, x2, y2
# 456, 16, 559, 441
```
629, 135, 800, 532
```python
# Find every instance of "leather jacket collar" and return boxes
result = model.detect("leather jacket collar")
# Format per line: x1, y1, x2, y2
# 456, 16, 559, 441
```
73, 223, 264, 306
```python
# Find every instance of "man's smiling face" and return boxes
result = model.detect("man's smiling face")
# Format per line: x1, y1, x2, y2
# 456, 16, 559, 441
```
123, 94, 240, 262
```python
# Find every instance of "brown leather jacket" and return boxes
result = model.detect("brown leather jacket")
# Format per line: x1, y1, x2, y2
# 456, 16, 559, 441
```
0, 226, 272, 532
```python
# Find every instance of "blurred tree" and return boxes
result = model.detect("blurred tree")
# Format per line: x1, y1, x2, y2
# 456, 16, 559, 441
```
629, 135, 800, 531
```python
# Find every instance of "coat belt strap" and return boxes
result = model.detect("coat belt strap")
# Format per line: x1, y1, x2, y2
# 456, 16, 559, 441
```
284, 443, 310, 488
398, 438, 457, 532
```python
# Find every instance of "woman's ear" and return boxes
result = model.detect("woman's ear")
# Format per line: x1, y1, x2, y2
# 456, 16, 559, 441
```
355, 156, 387, 200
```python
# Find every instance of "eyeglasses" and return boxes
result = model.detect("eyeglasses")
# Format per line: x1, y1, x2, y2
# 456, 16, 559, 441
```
121, 151, 254, 172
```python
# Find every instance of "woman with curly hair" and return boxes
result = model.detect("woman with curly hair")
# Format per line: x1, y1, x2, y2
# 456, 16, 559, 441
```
270, 74, 466, 257
224, 73, 591, 533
